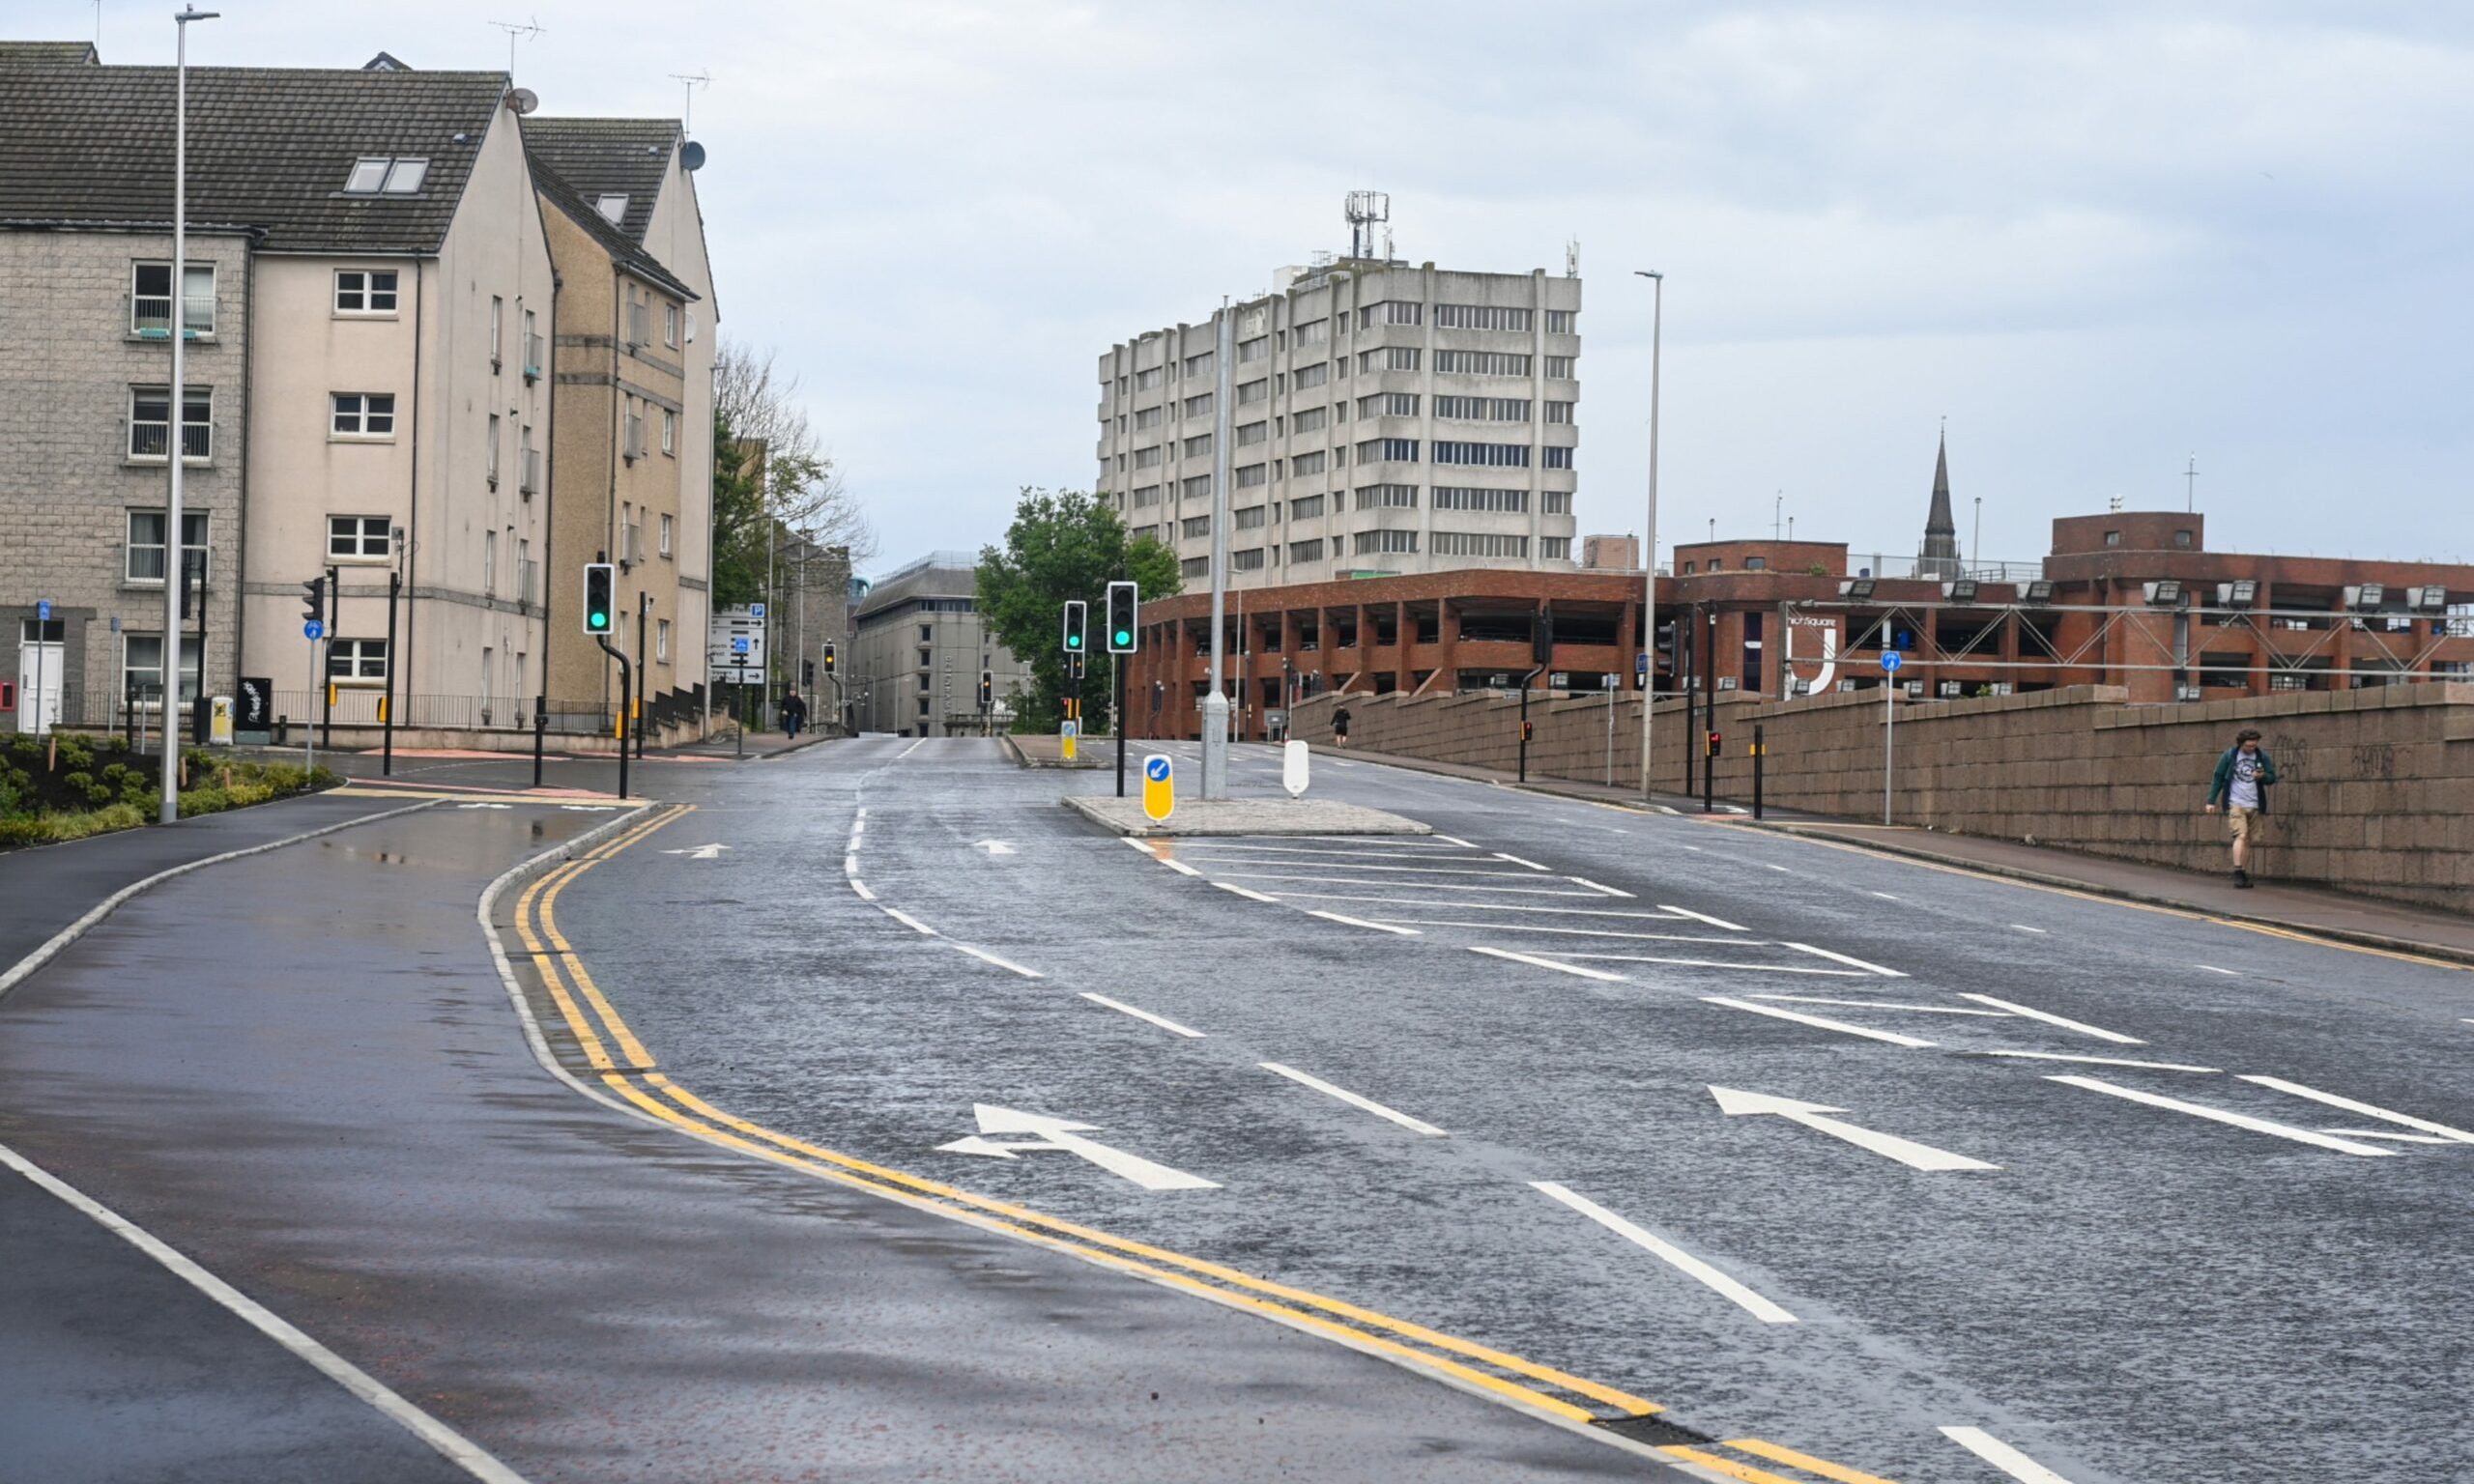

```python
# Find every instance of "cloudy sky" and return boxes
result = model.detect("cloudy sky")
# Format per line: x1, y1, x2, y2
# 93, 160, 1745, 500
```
52, 1, 2474, 575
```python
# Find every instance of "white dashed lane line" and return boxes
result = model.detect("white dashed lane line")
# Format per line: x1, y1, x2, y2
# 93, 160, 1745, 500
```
951, 943, 1044, 979
1260, 1063, 1448, 1136
1080, 992, 1207, 1039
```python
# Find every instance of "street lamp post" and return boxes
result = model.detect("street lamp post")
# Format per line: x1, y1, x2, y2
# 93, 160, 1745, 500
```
1201, 304, 1235, 797
163, 3, 218, 823
1633, 270, 1662, 803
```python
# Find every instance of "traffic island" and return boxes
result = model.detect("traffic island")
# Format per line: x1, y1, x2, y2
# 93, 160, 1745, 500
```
1062, 794, 1430, 837
1006, 734, 1104, 770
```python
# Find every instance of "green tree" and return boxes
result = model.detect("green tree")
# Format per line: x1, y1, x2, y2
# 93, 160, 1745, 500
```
711, 340, 872, 611
977, 488, 1181, 733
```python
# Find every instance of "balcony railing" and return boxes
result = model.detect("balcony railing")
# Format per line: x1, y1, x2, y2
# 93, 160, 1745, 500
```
523, 332, 544, 382
128, 417, 212, 461
130, 291, 215, 339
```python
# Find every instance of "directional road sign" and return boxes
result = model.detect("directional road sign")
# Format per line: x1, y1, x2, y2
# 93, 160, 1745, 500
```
37, 600, 50, 622
1142, 754, 1173, 823
1881, 651, 1903, 672
303, 619, 325, 641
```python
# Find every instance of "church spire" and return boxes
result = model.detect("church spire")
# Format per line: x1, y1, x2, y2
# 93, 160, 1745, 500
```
1919, 425, 1962, 578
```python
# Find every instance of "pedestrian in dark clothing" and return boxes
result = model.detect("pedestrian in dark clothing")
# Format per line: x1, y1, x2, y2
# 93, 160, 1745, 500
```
782, 692, 808, 740
2202, 728, 2277, 887
1332, 704, 1352, 748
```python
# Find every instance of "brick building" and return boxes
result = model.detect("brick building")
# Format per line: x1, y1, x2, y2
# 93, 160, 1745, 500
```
1127, 505, 2474, 741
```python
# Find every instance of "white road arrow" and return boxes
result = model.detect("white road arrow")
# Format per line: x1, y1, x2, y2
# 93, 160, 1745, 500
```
971, 840, 1017, 856
1711, 1085, 1999, 1172
936, 1103, 1219, 1190
660, 843, 729, 860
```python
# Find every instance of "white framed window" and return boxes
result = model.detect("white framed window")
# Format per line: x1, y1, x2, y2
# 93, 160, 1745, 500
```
661, 407, 676, 455
1542, 491, 1571, 514
1540, 536, 1571, 559
1434, 304, 1531, 331
1134, 366, 1164, 390
1432, 441, 1531, 468
123, 633, 204, 703
1357, 438, 1420, 464
333, 270, 400, 315
130, 261, 215, 337
1432, 486, 1527, 512
1542, 445, 1574, 470
125, 510, 209, 584
1132, 444, 1164, 470
1292, 406, 1328, 434
129, 385, 212, 461
1182, 392, 1213, 418
490, 295, 503, 369
1237, 336, 1270, 363
1291, 449, 1327, 476
328, 515, 392, 560
1135, 406, 1164, 430
1182, 433, 1212, 458
327, 639, 390, 683
1288, 538, 1325, 562
1353, 483, 1420, 510
660, 513, 675, 556
656, 618, 672, 663
1433, 350, 1532, 376
331, 392, 396, 438
343, 157, 427, 194
1430, 531, 1530, 557
483, 530, 498, 593
1234, 505, 1267, 530
1545, 401, 1575, 424
1182, 514, 1212, 538
1180, 473, 1211, 499
1183, 350, 1214, 377
664, 302, 679, 347
1235, 463, 1268, 489
1236, 421, 1268, 447
1131, 484, 1162, 508
1359, 392, 1419, 417
1545, 310, 1577, 333
1231, 547, 1266, 572
1353, 529, 1420, 556
1294, 319, 1329, 345
487, 414, 501, 483
1543, 355, 1577, 379
1289, 494, 1325, 520
1295, 361, 1330, 389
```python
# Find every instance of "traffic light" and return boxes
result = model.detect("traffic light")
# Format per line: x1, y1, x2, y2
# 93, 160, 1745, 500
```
582, 562, 616, 635
1062, 599, 1087, 655
802, 659, 816, 687
302, 575, 326, 625
1105, 581, 1138, 654
1706, 729, 1722, 758
821, 641, 837, 675
1533, 605, 1556, 666
327, 565, 340, 631
1520, 720, 1535, 743
1068, 650, 1085, 682
977, 669, 993, 710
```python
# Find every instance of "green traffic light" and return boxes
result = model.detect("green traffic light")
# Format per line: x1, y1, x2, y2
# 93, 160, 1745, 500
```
1114, 629, 1132, 645
590, 614, 608, 629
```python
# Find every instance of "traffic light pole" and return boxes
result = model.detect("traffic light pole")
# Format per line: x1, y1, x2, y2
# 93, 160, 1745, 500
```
320, 565, 338, 751
381, 569, 400, 775
1702, 608, 1716, 816
1114, 652, 1127, 798
1516, 665, 1543, 783
596, 635, 631, 801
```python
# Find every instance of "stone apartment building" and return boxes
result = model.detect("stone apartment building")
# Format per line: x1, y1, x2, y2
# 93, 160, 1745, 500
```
0, 52, 554, 733
526, 118, 718, 731
1097, 260, 1582, 593
532, 157, 699, 725
0, 46, 722, 742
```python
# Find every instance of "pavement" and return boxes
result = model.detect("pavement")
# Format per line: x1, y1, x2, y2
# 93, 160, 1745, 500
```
1320, 744, 2474, 964
7, 733, 2470, 1482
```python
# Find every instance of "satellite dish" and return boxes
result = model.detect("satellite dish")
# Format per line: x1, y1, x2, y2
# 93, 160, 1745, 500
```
507, 87, 538, 115
679, 139, 706, 172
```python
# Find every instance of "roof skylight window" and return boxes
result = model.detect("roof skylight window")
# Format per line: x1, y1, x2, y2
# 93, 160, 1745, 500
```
344, 157, 390, 193
595, 193, 628, 223
382, 157, 429, 193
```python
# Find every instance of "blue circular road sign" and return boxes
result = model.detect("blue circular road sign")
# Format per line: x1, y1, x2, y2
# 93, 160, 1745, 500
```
1881, 651, 1903, 672
1145, 756, 1171, 782
303, 619, 326, 641
732, 637, 751, 654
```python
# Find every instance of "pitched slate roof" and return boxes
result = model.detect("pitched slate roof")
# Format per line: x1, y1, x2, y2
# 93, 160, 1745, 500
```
530, 155, 697, 301
0, 41, 100, 67
518, 117, 676, 243
0, 64, 508, 252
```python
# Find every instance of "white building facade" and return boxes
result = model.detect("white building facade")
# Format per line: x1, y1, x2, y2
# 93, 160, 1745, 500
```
1097, 262, 1582, 593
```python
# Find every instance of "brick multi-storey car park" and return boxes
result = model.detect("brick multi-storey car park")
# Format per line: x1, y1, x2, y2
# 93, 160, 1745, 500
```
1126, 509, 2473, 741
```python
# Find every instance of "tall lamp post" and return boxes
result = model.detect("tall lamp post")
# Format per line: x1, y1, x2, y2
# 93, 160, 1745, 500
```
1633, 269, 1662, 803
162, 3, 218, 823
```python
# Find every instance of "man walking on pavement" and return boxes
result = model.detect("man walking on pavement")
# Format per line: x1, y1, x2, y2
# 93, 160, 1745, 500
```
781, 691, 808, 741
1331, 703, 1351, 749
2203, 727, 2277, 887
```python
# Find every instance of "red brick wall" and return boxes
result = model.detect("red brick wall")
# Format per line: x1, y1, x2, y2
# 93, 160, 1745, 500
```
1293, 682, 2474, 914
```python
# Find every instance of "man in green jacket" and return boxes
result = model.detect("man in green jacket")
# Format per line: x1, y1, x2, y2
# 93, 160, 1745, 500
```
2202, 728, 2278, 888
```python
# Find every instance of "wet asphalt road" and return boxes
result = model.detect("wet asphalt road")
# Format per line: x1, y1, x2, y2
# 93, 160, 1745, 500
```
0, 786, 1683, 1481
551, 735, 2474, 1484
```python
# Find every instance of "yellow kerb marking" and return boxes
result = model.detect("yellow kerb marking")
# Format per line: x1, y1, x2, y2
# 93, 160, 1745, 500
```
513, 863, 614, 1070
642, 1073, 1654, 1415
609, 1074, 1600, 1424
1726, 1437, 1904, 1484
1656, 1444, 1809, 1484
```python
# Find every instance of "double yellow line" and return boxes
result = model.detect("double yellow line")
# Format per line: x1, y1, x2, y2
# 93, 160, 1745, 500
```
509, 804, 1901, 1483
